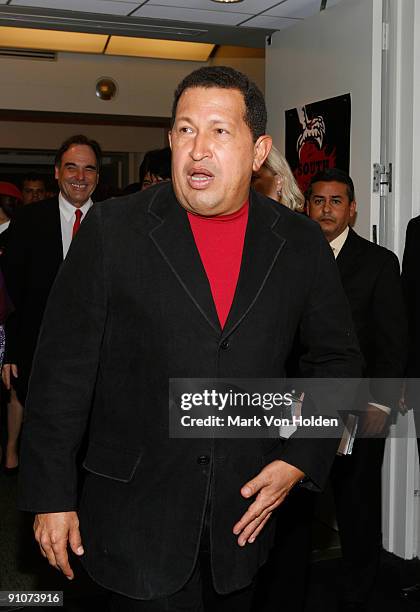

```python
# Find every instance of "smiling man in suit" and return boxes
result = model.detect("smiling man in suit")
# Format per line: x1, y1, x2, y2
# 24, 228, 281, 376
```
0, 134, 100, 475
18, 68, 361, 611
308, 168, 407, 612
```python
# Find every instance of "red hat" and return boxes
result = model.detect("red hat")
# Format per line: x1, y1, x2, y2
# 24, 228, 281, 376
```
0, 182, 23, 202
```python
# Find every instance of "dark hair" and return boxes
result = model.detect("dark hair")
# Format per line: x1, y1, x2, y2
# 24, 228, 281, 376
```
306, 168, 355, 202
0, 194, 20, 219
171, 66, 267, 142
138, 147, 172, 188
55, 134, 102, 169
21, 173, 46, 188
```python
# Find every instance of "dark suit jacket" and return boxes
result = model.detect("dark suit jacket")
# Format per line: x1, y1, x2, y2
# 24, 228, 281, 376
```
336, 227, 407, 409
18, 185, 361, 599
402, 216, 420, 432
1, 197, 63, 401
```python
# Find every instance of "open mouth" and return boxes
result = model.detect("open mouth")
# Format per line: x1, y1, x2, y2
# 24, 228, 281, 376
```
70, 184, 88, 191
187, 168, 214, 190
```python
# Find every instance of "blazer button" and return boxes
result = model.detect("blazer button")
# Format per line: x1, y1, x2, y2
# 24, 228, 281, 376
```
220, 339, 230, 350
197, 455, 210, 465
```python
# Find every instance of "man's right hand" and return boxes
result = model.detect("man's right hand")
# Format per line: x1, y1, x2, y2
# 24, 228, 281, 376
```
33, 511, 84, 580
2, 363, 18, 389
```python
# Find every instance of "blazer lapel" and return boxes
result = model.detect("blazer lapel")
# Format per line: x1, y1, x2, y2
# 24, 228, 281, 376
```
148, 185, 221, 335
336, 227, 364, 277
42, 197, 64, 269
221, 191, 286, 339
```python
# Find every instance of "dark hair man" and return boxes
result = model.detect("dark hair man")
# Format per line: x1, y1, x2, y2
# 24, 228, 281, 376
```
18, 67, 360, 611
1, 134, 101, 406
21, 174, 46, 206
138, 147, 172, 190
307, 168, 407, 612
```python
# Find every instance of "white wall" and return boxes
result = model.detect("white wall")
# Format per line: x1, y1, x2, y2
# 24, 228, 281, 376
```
0, 52, 206, 117
265, 0, 382, 240
0, 48, 265, 119
0, 121, 167, 153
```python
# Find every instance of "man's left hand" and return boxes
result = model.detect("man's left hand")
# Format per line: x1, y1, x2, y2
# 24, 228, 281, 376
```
359, 403, 389, 436
233, 460, 305, 547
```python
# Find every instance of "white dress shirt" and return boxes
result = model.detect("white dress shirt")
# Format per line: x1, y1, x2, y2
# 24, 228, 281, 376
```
59, 193, 93, 259
0, 220, 10, 234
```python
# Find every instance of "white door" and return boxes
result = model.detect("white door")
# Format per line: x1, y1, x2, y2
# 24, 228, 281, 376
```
265, 0, 418, 559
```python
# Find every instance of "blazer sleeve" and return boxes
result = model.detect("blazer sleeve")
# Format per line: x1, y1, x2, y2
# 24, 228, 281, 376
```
18, 205, 108, 513
402, 219, 419, 375
0, 209, 29, 364
279, 229, 362, 491
368, 251, 407, 409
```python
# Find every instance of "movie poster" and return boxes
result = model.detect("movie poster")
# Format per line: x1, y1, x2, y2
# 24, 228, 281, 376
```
285, 94, 351, 195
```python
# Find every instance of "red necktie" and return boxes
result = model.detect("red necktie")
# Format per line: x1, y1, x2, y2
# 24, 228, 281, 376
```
72, 209, 83, 239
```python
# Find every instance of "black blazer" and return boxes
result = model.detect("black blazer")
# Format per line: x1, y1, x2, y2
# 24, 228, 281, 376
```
402, 217, 420, 427
336, 227, 407, 408
1, 197, 63, 401
18, 185, 361, 599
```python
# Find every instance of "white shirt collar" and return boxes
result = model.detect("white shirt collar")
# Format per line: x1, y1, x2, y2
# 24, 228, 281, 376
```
59, 192, 93, 221
0, 220, 10, 234
329, 226, 350, 259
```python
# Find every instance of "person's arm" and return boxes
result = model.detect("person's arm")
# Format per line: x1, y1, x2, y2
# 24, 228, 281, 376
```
0, 208, 28, 371
363, 251, 408, 433
234, 228, 362, 545
17, 205, 108, 574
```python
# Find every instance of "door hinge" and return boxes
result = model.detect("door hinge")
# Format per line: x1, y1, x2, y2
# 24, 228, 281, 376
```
382, 21, 389, 51
373, 163, 392, 196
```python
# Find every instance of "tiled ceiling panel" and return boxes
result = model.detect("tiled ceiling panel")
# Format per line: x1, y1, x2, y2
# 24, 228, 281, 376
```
145, 0, 277, 12
131, 5, 253, 26
10, 0, 139, 15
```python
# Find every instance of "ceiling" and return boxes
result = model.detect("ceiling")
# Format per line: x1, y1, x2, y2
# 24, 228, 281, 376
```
0, 0, 344, 48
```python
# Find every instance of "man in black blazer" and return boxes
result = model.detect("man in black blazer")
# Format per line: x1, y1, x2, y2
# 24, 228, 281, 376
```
308, 169, 407, 612
0, 135, 100, 474
400, 217, 420, 602
18, 67, 361, 611
1, 133, 101, 405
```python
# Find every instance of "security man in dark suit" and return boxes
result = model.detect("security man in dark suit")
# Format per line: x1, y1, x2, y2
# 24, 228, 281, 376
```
308, 168, 407, 612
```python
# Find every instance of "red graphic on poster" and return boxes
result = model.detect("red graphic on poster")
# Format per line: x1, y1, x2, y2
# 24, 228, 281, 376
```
285, 94, 351, 196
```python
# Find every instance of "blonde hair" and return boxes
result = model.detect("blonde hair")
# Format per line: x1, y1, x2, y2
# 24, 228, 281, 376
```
264, 145, 304, 212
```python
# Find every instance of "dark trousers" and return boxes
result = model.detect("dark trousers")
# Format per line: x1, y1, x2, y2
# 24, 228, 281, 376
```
331, 437, 386, 605
252, 487, 316, 612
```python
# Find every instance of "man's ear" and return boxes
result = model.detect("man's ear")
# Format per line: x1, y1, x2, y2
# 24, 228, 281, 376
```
252, 135, 272, 172
54, 165, 59, 180
350, 199, 357, 219
168, 131, 172, 150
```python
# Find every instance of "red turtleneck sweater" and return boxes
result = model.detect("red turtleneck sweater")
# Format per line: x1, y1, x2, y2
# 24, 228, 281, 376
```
187, 202, 249, 328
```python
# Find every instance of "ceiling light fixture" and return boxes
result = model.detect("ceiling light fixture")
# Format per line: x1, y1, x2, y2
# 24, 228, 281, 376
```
211, 1, 244, 4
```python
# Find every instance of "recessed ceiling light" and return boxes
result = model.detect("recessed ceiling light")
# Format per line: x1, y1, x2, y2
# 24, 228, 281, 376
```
211, 1, 244, 4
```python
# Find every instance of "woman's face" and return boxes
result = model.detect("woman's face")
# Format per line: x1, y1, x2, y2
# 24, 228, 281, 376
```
251, 166, 282, 201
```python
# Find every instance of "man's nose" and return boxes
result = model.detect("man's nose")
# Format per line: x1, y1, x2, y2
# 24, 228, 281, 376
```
190, 133, 211, 161
75, 168, 86, 181
322, 199, 332, 212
